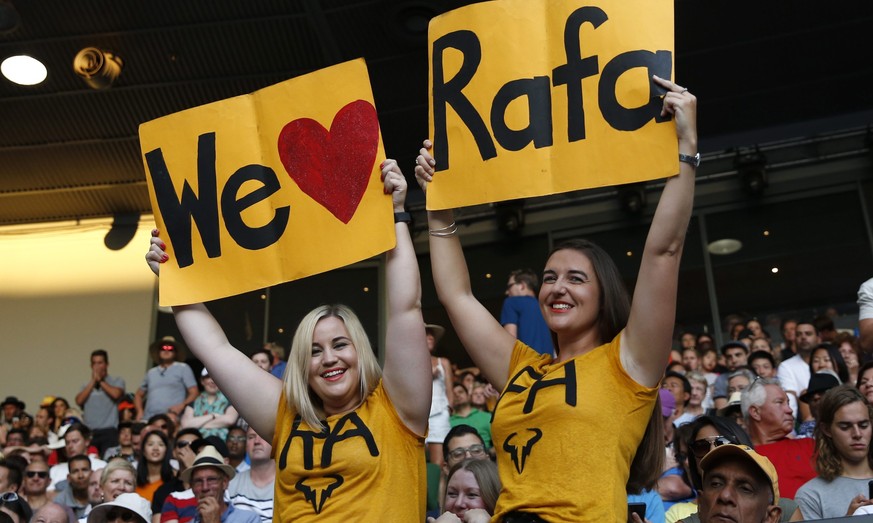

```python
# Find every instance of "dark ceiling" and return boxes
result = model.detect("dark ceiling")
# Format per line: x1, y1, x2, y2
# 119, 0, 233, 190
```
1, 0, 871, 226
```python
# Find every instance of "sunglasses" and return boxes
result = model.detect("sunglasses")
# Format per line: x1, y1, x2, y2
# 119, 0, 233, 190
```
0, 492, 19, 502
105, 508, 137, 521
175, 440, 194, 449
160, 344, 175, 351
26, 470, 49, 479
691, 435, 733, 459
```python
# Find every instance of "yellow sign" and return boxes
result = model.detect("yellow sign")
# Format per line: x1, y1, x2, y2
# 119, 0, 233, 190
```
140, 59, 393, 306
427, 0, 677, 209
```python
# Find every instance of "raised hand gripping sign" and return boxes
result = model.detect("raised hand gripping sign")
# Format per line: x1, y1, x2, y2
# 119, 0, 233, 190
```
140, 59, 393, 306
427, 0, 677, 210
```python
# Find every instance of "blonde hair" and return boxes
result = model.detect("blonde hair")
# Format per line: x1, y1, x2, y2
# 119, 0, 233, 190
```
285, 304, 382, 429
101, 458, 136, 488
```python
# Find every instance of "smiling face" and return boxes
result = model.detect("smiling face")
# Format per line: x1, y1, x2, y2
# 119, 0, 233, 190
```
102, 468, 136, 501
539, 249, 601, 342
142, 432, 167, 464
307, 316, 362, 416
444, 468, 487, 517
24, 461, 49, 496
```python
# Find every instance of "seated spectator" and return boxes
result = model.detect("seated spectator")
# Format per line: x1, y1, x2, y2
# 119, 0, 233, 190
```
663, 371, 696, 428
696, 444, 781, 523
712, 342, 749, 410
809, 343, 849, 384
52, 454, 91, 518
179, 446, 258, 523
87, 468, 104, 516
99, 459, 137, 503
796, 371, 841, 438
21, 460, 51, 511
228, 426, 275, 523
158, 431, 209, 523
685, 372, 708, 417
748, 351, 777, 379
249, 350, 272, 373
180, 368, 239, 440
726, 369, 755, 398
428, 459, 500, 523
48, 424, 106, 491
0, 492, 32, 523
224, 427, 249, 474
30, 502, 76, 523
50, 399, 69, 435
469, 383, 492, 414
0, 458, 22, 494
3, 429, 27, 452
795, 385, 873, 518
135, 431, 174, 502
448, 383, 492, 450
742, 377, 815, 499
145, 415, 176, 439
836, 332, 862, 386
750, 337, 774, 357
657, 423, 694, 512
857, 361, 873, 404
86, 492, 152, 523
102, 422, 136, 463
681, 347, 700, 373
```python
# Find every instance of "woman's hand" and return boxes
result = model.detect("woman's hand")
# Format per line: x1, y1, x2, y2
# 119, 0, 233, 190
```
381, 159, 408, 213
413, 139, 436, 193
145, 229, 169, 276
653, 75, 697, 148
426, 513, 462, 523
462, 509, 492, 523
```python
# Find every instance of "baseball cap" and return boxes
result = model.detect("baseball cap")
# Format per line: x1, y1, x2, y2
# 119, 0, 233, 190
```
699, 444, 779, 503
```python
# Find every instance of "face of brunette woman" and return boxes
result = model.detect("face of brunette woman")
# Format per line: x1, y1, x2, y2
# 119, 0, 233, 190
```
539, 249, 601, 340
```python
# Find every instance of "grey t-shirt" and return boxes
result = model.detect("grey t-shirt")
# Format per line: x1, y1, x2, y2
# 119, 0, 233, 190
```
795, 475, 872, 519
140, 362, 196, 419
228, 470, 274, 523
80, 375, 125, 429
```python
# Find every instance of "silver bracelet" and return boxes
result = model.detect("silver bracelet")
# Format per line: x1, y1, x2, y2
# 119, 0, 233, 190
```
429, 221, 458, 237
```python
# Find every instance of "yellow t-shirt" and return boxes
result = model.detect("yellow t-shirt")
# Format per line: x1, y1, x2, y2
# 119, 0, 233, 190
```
491, 333, 658, 522
271, 380, 426, 521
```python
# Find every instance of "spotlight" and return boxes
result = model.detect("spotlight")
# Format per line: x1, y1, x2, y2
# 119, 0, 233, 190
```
104, 212, 140, 250
618, 182, 647, 214
73, 47, 123, 89
494, 199, 525, 234
736, 149, 768, 196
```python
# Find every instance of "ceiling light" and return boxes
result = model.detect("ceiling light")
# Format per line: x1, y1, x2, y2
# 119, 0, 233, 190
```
1, 55, 47, 85
73, 47, 123, 89
771, 267, 779, 274
707, 238, 742, 255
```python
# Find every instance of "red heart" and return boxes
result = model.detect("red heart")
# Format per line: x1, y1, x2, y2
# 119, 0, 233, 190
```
277, 100, 380, 224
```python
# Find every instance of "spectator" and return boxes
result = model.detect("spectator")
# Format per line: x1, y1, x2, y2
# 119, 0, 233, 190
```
836, 332, 863, 386
809, 343, 850, 384
681, 348, 699, 373
74, 350, 126, 455
48, 424, 106, 491
679, 332, 697, 351
742, 378, 815, 498
448, 383, 492, 450
86, 492, 151, 523
99, 459, 137, 503
426, 323, 454, 467
469, 383, 492, 413
696, 444, 781, 523
1, 398, 25, 433
814, 315, 838, 344
500, 269, 554, 357
684, 371, 708, 417
748, 351, 777, 379
662, 371, 696, 427
50, 399, 69, 435
103, 422, 136, 463
796, 371, 841, 438
86, 469, 104, 515
228, 426, 274, 523
0, 459, 22, 494
263, 342, 286, 380
180, 368, 239, 440
134, 337, 198, 422
135, 430, 174, 503
777, 320, 819, 419
795, 385, 873, 518
726, 369, 755, 398
249, 350, 272, 373
778, 318, 798, 362
0, 492, 32, 523
224, 427, 248, 474
428, 459, 500, 523
52, 454, 91, 518
156, 429, 204, 523
750, 337, 774, 357
20, 460, 51, 511
30, 502, 75, 523
179, 447, 258, 523
712, 342, 749, 409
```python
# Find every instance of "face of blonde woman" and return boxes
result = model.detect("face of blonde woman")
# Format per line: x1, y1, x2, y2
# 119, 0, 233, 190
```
102, 469, 136, 501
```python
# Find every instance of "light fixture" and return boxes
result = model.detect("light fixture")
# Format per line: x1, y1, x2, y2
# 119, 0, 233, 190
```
707, 238, 742, 255
73, 47, 123, 89
1, 55, 47, 85
618, 182, 647, 214
494, 199, 525, 234
736, 149, 768, 196
103, 212, 140, 250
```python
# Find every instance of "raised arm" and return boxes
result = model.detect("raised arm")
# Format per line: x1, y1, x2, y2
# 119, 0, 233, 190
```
378, 160, 432, 436
415, 142, 516, 390
146, 232, 282, 441
621, 75, 697, 387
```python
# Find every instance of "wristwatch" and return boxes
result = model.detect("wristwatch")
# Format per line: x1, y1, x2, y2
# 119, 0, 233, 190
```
679, 152, 700, 168
393, 212, 412, 224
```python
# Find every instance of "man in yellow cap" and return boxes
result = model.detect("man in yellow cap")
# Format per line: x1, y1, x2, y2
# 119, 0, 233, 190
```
697, 444, 781, 523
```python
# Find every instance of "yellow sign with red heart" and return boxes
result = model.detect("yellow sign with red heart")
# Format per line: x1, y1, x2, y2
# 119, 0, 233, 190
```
139, 59, 393, 306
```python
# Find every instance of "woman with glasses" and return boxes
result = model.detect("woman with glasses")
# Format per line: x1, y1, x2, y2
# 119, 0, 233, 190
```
146, 162, 432, 521
415, 76, 698, 522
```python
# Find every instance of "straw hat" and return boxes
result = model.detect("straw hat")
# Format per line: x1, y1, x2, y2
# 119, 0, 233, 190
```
179, 445, 236, 483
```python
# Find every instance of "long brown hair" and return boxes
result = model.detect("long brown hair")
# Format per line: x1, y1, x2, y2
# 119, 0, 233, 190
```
814, 385, 873, 481
627, 393, 665, 494
546, 239, 630, 351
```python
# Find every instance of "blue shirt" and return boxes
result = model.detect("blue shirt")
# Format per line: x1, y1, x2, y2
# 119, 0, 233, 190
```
193, 502, 261, 523
500, 295, 554, 356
